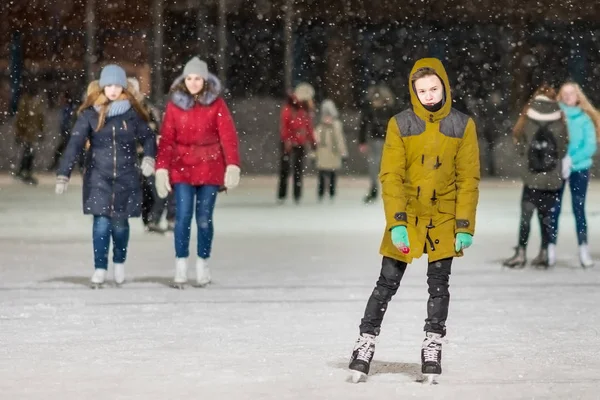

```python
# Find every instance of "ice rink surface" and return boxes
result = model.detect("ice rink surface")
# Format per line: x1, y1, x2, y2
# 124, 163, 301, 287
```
1, 174, 599, 399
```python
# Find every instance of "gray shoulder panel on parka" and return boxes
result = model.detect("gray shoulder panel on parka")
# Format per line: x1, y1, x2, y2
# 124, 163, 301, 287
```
439, 108, 470, 139
394, 109, 425, 137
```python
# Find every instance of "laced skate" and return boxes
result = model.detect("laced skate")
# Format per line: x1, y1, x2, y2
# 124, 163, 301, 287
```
348, 333, 376, 383
421, 332, 443, 385
172, 258, 188, 289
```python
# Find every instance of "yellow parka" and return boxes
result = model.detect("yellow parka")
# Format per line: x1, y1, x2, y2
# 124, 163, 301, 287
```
379, 58, 480, 263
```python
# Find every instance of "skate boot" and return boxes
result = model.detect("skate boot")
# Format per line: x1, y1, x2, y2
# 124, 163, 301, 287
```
114, 263, 125, 286
530, 248, 549, 268
348, 333, 376, 383
195, 258, 211, 287
166, 220, 175, 232
173, 258, 188, 289
90, 268, 107, 289
502, 247, 526, 268
421, 332, 443, 384
547, 244, 556, 267
146, 222, 165, 235
579, 244, 594, 268
362, 188, 378, 204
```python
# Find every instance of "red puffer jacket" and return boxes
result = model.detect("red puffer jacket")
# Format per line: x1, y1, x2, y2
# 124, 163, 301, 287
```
280, 95, 316, 147
156, 75, 240, 186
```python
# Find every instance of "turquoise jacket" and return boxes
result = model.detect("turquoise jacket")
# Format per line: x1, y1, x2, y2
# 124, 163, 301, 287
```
560, 103, 597, 172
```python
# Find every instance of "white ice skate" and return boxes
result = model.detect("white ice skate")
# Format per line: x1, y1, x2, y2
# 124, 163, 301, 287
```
195, 258, 211, 287
580, 244, 594, 268
173, 258, 188, 289
114, 263, 125, 286
90, 269, 107, 289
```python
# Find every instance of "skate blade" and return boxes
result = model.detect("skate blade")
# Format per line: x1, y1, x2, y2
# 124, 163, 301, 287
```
349, 370, 367, 384
90, 283, 104, 289
419, 374, 439, 385
192, 281, 211, 288
172, 282, 186, 289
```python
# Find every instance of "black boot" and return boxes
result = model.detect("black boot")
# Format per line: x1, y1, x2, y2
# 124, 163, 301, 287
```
503, 247, 527, 268
363, 188, 378, 204
530, 248, 549, 268
421, 332, 443, 384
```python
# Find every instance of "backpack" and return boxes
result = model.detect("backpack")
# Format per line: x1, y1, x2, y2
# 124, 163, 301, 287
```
528, 121, 559, 173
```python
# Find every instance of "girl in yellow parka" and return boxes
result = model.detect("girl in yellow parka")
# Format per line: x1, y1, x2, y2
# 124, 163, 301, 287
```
348, 58, 480, 384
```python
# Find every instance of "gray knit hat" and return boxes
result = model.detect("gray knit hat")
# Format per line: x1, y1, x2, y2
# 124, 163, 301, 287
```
99, 64, 128, 89
183, 57, 209, 79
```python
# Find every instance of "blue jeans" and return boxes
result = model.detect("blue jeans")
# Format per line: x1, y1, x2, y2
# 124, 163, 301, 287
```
174, 184, 219, 259
549, 169, 590, 245
93, 216, 130, 269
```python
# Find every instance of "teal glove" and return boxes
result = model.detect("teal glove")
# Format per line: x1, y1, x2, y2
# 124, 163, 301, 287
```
391, 226, 410, 252
455, 233, 473, 252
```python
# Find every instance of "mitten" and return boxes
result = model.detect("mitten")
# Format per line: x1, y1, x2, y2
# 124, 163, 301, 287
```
140, 156, 155, 177
455, 233, 473, 252
155, 169, 171, 199
224, 165, 241, 190
391, 226, 410, 254
55, 176, 69, 195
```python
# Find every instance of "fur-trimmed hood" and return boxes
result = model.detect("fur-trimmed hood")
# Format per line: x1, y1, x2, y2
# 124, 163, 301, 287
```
169, 73, 222, 110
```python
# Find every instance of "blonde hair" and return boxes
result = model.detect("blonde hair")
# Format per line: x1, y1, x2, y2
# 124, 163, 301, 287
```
558, 82, 600, 140
513, 84, 558, 141
78, 81, 149, 131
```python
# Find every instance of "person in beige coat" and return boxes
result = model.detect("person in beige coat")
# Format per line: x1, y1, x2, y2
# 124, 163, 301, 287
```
314, 99, 348, 201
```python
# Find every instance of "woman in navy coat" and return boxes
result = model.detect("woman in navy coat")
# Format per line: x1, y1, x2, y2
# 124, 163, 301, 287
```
56, 65, 157, 288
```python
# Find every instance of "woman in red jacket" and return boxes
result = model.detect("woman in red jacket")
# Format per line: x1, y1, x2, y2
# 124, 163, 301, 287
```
277, 83, 316, 204
155, 57, 241, 288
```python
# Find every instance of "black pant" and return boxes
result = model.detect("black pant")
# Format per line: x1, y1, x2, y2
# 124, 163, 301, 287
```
518, 186, 560, 249
150, 190, 176, 224
278, 145, 305, 201
359, 256, 452, 337
18, 143, 35, 176
141, 175, 155, 225
318, 170, 337, 199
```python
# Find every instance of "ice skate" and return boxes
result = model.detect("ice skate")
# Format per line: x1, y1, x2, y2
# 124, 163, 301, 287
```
530, 248, 549, 269
348, 333, 375, 383
421, 332, 443, 385
145, 222, 166, 235
579, 244, 594, 268
547, 244, 556, 267
194, 258, 211, 287
114, 263, 125, 287
90, 269, 107, 289
502, 247, 526, 269
172, 258, 188, 289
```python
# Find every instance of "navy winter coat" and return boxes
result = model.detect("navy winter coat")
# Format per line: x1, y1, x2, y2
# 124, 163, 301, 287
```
57, 107, 157, 219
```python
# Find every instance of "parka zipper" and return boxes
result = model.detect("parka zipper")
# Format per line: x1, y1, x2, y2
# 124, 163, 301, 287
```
111, 126, 117, 215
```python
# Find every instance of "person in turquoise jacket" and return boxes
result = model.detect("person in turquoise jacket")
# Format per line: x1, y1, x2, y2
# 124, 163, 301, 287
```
545, 82, 600, 268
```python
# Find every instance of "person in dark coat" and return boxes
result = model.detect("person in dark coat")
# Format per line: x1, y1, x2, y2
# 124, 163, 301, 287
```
55, 64, 157, 288
358, 83, 396, 204
14, 83, 45, 185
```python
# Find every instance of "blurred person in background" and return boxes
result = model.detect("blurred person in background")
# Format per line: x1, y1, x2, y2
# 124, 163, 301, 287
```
313, 99, 348, 202
14, 81, 45, 185
358, 83, 396, 204
503, 84, 569, 269
542, 82, 600, 268
277, 82, 316, 205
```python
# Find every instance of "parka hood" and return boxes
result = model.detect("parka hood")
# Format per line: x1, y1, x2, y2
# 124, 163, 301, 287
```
409, 58, 452, 122
170, 73, 222, 110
